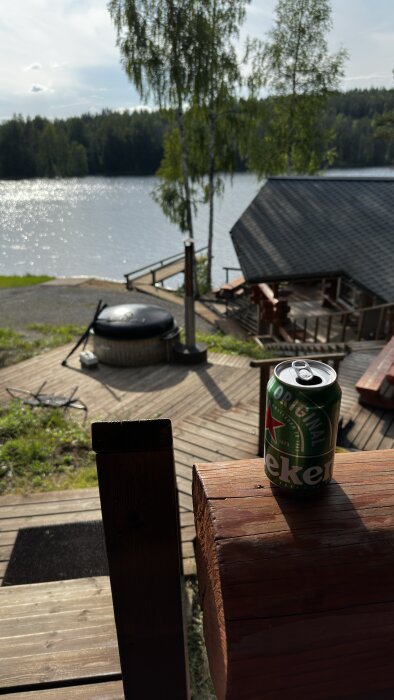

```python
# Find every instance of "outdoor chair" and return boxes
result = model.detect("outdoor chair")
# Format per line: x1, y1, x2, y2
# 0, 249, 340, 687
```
6, 381, 87, 416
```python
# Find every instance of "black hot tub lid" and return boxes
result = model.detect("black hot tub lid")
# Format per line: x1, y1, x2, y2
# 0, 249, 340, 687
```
93, 303, 176, 340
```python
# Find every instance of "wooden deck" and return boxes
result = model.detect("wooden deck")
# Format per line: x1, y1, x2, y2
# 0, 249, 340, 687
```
0, 347, 259, 580
0, 342, 392, 582
338, 343, 394, 451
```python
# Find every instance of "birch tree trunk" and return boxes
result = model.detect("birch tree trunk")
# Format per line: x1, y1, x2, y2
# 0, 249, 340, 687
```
207, 111, 216, 291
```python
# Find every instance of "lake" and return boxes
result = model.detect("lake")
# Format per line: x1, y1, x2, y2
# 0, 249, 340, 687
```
1, 167, 392, 288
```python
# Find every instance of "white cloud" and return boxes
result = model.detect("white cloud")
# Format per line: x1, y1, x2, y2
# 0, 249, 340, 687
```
0, 0, 393, 120
343, 74, 393, 82
29, 84, 48, 93
24, 62, 42, 71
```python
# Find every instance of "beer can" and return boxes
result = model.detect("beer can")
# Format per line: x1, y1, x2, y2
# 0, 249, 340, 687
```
264, 359, 341, 493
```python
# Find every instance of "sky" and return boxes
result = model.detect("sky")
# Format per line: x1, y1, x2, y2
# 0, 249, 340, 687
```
0, 0, 393, 122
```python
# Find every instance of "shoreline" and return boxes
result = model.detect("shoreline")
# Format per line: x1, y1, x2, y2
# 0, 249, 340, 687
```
0, 277, 217, 335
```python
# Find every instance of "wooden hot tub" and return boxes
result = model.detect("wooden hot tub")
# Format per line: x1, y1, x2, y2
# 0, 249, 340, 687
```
92, 303, 179, 366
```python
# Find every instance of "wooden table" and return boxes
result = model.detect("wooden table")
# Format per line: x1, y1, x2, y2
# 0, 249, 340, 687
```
193, 449, 394, 700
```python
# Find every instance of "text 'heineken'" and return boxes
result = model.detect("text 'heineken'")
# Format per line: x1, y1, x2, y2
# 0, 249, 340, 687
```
264, 359, 341, 493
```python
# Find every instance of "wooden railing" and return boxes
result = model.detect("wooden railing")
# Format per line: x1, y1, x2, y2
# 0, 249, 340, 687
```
222, 266, 242, 284
124, 246, 207, 289
290, 301, 394, 344
250, 352, 348, 456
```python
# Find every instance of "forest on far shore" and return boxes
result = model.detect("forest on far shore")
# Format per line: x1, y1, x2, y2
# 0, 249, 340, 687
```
0, 88, 393, 180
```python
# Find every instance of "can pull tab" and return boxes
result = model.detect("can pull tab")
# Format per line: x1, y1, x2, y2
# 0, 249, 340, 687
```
292, 360, 314, 384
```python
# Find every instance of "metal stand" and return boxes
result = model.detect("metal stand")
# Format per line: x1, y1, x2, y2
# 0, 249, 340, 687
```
173, 238, 207, 365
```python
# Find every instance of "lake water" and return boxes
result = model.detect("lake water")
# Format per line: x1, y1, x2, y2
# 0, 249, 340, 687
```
1, 167, 392, 288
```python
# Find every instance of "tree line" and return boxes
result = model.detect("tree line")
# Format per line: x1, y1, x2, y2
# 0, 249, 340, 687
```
0, 88, 393, 181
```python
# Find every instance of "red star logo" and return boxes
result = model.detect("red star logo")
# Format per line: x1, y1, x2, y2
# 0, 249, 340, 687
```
265, 402, 285, 442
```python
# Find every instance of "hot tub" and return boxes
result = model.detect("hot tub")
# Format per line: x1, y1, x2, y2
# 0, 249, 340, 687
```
92, 303, 179, 366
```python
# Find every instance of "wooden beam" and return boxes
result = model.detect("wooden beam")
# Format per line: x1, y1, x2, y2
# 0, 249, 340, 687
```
193, 450, 394, 700
92, 419, 190, 700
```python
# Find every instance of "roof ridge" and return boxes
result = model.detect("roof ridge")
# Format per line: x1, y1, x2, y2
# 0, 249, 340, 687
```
267, 176, 394, 182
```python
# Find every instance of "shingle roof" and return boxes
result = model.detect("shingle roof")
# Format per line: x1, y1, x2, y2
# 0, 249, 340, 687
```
230, 177, 394, 302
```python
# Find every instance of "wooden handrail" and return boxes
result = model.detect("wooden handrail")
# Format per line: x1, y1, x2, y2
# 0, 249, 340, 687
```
290, 301, 394, 343
250, 352, 347, 456
250, 352, 347, 368
292, 300, 394, 322
92, 419, 190, 699
124, 246, 207, 281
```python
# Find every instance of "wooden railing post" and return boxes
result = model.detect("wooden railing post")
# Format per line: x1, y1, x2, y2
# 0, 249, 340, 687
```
92, 419, 190, 700
258, 366, 270, 457
303, 318, 307, 342
314, 316, 319, 342
326, 315, 332, 343
341, 313, 348, 342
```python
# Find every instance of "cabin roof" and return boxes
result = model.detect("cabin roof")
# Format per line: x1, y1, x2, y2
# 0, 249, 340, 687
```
230, 177, 394, 301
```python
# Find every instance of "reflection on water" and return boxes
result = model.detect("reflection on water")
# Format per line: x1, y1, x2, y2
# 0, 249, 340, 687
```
0, 174, 259, 287
1, 168, 392, 286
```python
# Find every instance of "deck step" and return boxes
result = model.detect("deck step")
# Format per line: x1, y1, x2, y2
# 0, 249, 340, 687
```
260, 341, 349, 356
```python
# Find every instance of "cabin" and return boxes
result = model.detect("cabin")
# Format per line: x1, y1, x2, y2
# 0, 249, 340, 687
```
227, 177, 394, 343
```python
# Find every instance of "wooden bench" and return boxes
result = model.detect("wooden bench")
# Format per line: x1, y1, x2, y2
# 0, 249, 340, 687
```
193, 449, 394, 700
356, 336, 394, 408
214, 276, 245, 300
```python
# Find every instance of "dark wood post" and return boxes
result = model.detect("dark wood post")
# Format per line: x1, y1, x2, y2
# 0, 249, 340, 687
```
92, 419, 190, 700
326, 314, 332, 343
258, 366, 270, 457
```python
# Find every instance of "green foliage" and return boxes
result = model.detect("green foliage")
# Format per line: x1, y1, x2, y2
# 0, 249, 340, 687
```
0, 324, 85, 368
0, 111, 167, 179
195, 331, 271, 359
373, 111, 394, 144
153, 126, 199, 232
328, 89, 394, 167
0, 275, 54, 288
246, 0, 348, 174
186, 576, 216, 699
1, 90, 394, 181
195, 256, 211, 296
0, 401, 95, 494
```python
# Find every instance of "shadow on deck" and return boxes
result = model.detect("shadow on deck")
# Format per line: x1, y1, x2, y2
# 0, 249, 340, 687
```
0, 341, 392, 581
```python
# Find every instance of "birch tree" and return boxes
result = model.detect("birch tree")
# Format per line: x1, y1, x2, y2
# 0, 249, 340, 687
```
192, 0, 248, 290
154, 0, 248, 290
109, 0, 198, 242
247, 0, 347, 174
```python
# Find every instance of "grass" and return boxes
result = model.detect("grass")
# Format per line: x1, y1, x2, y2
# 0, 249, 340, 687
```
0, 401, 96, 495
196, 331, 271, 359
0, 324, 85, 367
186, 577, 216, 699
0, 274, 54, 288
0, 324, 269, 370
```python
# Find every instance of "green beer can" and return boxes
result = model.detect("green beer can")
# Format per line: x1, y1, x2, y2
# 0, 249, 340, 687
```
264, 359, 341, 493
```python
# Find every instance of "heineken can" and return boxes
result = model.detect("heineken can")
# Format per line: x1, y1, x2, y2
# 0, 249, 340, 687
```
264, 359, 341, 493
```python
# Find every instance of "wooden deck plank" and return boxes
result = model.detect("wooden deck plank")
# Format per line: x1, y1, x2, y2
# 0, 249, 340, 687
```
180, 415, 258, 447
0, 576, 121, 691
0, 488, 98, 506
175, 423, 256, 459
364, 413, 394, 451
0, 681, 124, 699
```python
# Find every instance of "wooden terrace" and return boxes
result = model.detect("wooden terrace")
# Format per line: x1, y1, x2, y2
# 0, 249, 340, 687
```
0, 340, 393, 584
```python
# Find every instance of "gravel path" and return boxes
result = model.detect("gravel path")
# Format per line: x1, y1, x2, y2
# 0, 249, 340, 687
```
0, 279, 216, 334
